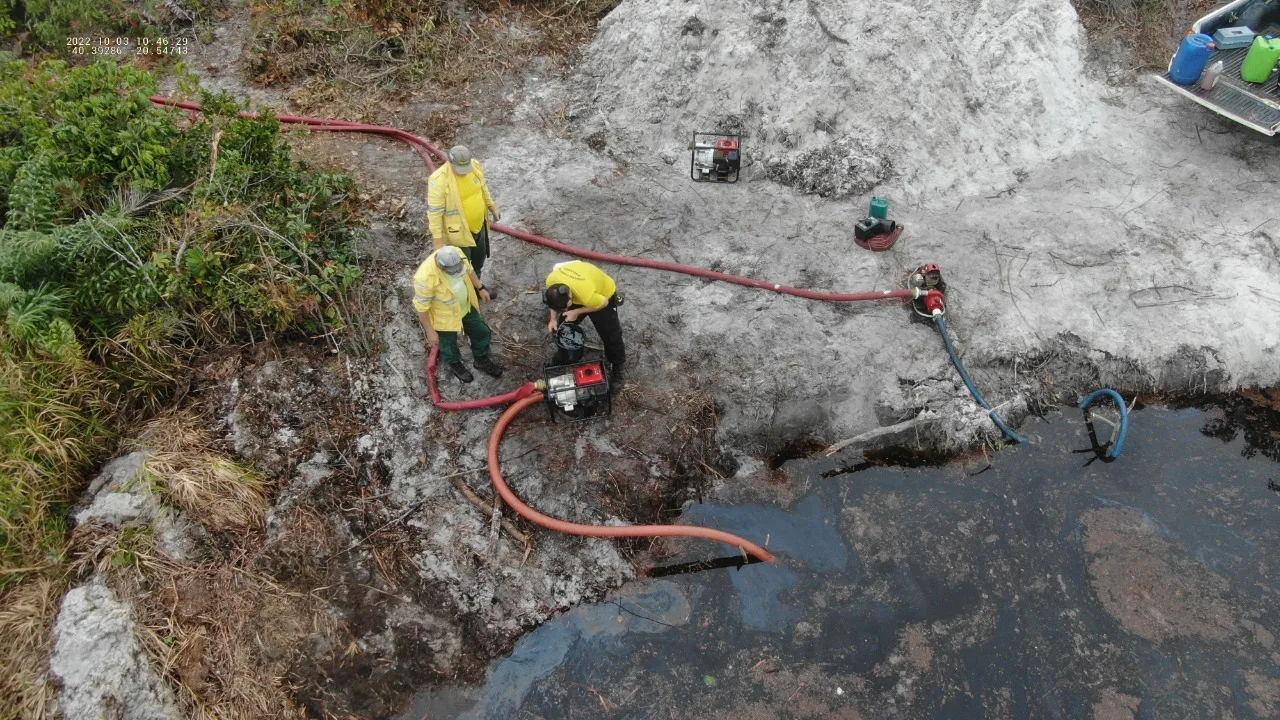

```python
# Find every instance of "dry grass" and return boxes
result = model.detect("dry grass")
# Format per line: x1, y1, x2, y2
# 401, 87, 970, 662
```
132, 412, 269, 532
147, 453, 268, 532
1073, 0, 1221, 69
133, 568, 319, 720
114, 412, 312, 717
247, 0, 620, 102
0, 408, 311, 720
0, 573, 69, 720
66, 520, 321, 720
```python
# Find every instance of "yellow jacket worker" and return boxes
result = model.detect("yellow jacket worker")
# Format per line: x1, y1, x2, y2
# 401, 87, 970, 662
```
427, 145, 500, 277
544, 260, 626, 388
413, 246, 504, 383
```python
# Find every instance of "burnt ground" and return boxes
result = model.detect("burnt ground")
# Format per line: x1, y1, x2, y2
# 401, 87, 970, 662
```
141, 331, 739, 717
51, 0, 1280, 717
407, 404, 1280, 720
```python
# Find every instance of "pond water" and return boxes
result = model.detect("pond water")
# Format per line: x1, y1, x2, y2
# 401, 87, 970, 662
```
401, 405, 1280, 719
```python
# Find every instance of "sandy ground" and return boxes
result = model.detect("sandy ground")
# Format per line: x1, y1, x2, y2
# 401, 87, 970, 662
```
53, 0, 1280, 716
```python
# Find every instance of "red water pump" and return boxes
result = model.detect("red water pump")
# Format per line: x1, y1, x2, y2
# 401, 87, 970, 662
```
909, 263, 947, 318
691, 132, 741, 183
543, 361, 611, 423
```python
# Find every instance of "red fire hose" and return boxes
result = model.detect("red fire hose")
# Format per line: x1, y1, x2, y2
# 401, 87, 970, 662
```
149, 97, 936, 563
490, 394, 776, 562
426, 346, 541, 410
149, 97, 922, 305
149, 97, 444, 171
495, 224, 917, 302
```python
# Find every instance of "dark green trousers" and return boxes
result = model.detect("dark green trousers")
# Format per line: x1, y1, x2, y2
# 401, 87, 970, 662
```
437, 309, 491, 364
462, 223, 490, 277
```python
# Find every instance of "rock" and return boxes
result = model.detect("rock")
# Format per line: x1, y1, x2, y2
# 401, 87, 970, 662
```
73, 449, 212, 563
75, 452, 157, 528
50, 578, 183, 720
153, 508, 212, 564
76, 491, 155, 528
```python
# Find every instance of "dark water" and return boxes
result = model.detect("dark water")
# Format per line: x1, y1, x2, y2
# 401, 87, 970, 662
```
402, 406, 1280, 719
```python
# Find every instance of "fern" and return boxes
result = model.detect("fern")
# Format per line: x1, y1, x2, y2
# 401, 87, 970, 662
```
5, 153, 60, 232
0, 230, 58, 284
4, 286, 65, 344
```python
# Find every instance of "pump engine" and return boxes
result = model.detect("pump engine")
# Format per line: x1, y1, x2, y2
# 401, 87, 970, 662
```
691, 132, 741, 183
543, 361, 611, 423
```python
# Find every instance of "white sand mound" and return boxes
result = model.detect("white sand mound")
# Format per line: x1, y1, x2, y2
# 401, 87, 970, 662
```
576, 0, 1099, 199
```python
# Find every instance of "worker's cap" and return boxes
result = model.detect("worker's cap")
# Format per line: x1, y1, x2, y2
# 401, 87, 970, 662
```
448, 145, 474, 174
543, 284, 571, 310
435, 246, 465, 276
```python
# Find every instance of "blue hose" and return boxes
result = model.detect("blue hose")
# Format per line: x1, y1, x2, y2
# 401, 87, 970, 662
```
934, 315, 1028, 444
1078, 388, 1129, 458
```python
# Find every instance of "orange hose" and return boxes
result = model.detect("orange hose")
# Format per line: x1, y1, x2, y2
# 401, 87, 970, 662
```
488, 393, 776, 563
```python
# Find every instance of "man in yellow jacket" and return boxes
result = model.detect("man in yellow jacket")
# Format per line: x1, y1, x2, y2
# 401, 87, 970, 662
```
543, 260, 625, 388
413, 246, 504, 383
427, 145, 500, 278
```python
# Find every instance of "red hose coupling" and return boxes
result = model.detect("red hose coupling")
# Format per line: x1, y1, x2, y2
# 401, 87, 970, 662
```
923, 289, 946, 317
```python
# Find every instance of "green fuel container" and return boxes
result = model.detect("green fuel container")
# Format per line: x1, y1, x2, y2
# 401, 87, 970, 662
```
869, 197, 889, 219
1241, 35, 1280, 83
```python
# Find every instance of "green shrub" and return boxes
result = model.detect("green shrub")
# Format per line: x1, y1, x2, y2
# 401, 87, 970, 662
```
8, 0, 220, 51
0, 59, 364, 580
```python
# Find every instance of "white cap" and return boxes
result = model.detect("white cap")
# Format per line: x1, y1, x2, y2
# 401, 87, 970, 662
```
436, 246, 465, 275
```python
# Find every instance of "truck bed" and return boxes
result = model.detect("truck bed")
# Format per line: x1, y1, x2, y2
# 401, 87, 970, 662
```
1153, 16, 1280, 135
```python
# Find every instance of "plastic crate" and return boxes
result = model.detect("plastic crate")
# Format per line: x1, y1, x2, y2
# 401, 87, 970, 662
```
1213, 26, 1256, 50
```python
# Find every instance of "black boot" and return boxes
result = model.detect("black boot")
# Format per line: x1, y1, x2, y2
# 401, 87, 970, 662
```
473, 355, 504, 378
447, 361, 474, 383
609, 365, 625, 395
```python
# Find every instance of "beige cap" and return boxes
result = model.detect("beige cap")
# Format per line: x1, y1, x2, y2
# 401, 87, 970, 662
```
448, 145, 473, 174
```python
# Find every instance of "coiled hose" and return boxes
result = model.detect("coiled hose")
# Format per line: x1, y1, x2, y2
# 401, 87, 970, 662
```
1078, 388, 1129, 458
934, 315, 1028, 444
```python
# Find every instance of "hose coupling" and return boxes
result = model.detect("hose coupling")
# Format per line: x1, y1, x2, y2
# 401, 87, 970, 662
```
533, 379, 548, 392
924, 289, 946, 316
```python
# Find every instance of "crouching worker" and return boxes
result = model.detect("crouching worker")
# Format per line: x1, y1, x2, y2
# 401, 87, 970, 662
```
543, 260, 626, 389
414, 246, 504, 383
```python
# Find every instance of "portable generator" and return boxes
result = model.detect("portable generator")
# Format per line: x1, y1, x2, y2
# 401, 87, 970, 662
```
543, 361, 611, 423
691, 132, 741, 183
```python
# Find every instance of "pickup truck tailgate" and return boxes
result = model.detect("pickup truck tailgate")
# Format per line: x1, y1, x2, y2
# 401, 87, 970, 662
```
1154, 42, 1280, 135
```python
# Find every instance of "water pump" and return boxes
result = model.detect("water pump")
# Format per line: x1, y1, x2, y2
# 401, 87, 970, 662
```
540, 322, 612, 422
543, 361, 611, 423
691, 132, 741, 183
908, 263, 947, 318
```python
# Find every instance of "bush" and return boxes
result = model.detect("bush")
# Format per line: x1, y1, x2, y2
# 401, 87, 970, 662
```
0, 59, 363, 572
0, 60, 365, 713
7, 0, 218, 51
246, 0, 621, 94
